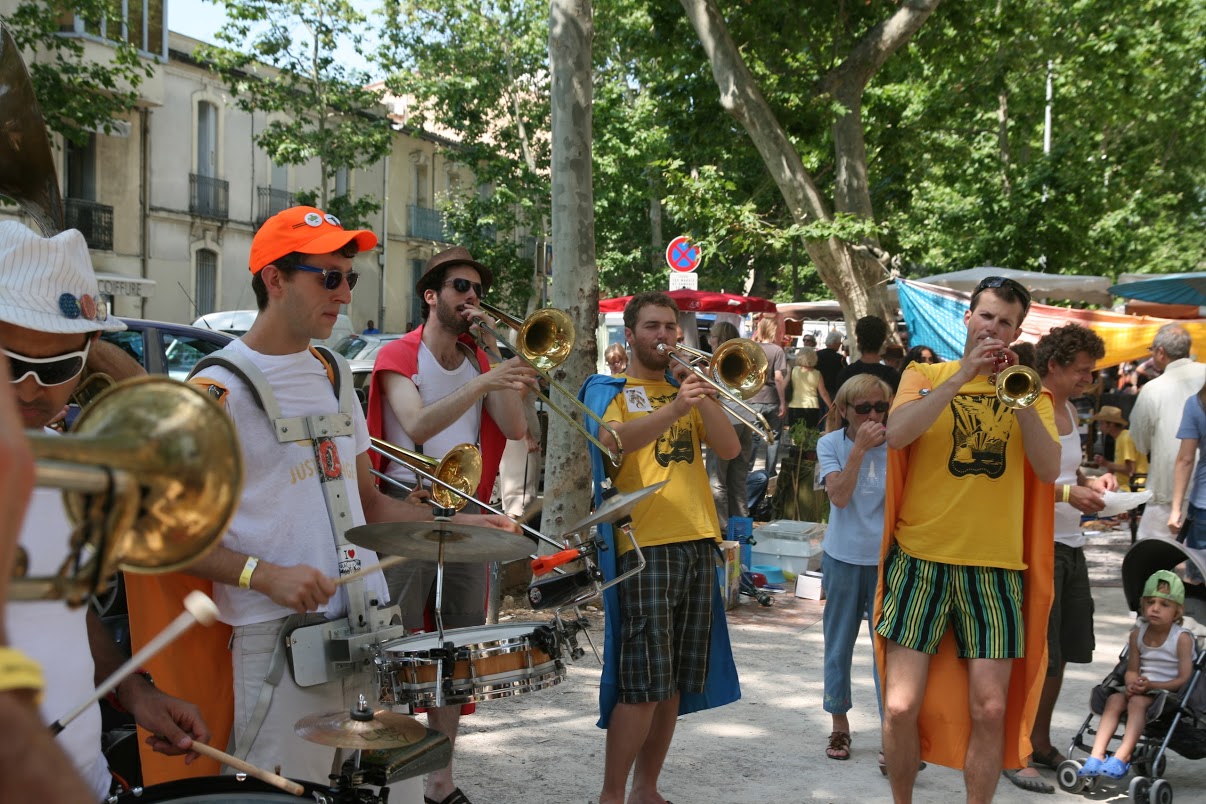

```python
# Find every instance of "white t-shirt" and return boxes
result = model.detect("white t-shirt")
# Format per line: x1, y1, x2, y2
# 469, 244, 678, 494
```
1055, 401, 1087, 548
5, 430, 111, 798
196, 340, 389, 626
381, 340, 482, 486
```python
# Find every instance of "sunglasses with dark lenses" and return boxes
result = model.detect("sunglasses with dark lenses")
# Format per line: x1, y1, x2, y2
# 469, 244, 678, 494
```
973, 276, 1031, 309
443, 277, 484, 297
850, 401, 890, 415
295, 264, 359, 291
5, 342, 91, 387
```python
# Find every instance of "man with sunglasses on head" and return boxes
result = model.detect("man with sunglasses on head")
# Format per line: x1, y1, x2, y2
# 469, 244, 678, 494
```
0, 221, 211, 797
366, 245, 535, 804
875, 276, 1060, 804
157, 209, 516, 797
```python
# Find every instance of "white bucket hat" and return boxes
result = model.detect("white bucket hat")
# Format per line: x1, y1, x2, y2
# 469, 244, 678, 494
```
0, 221, 126, 334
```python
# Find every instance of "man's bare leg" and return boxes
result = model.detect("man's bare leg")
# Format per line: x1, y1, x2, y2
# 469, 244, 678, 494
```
965, 658, 1013, 804
425, 705, 461, 802
882, 641, 932, 804
1011, 664, 1066, 783
629, 695, 680, 804
600, 701, 657, 804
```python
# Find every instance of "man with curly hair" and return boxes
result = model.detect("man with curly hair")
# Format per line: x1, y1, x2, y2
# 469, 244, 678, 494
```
1004, 324, 1115, 793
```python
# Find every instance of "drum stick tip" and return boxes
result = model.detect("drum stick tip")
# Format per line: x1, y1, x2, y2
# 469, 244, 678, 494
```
183, 590, 219, 625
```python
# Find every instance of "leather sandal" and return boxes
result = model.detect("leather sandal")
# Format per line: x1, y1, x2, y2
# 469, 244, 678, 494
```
826, 731, 851, 760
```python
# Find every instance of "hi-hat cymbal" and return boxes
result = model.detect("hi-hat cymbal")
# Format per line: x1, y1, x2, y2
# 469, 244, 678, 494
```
346, 520, 533, 562
565, 481, 669, 534
295, 702, 426, 749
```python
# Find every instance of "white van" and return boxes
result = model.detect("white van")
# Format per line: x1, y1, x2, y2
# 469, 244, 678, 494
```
193, 310, 355, 348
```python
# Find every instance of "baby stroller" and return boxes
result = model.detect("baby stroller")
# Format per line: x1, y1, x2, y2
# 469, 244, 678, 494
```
1056, 537, 1206, 803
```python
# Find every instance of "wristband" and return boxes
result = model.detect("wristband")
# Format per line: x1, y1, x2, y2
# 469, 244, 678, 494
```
239, 556, 260, 590
1062, 484, 1072, 503
0, 647, 45, 703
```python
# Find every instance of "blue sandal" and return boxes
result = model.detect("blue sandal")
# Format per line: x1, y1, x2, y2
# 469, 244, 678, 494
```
1077, 756, 1105, 777
1100, 756, 1130, 780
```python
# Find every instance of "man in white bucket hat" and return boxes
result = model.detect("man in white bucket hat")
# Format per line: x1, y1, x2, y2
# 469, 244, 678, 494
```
0, 220, 211, 797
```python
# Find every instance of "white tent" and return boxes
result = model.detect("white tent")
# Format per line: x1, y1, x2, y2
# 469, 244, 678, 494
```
915, 266, 1113, 305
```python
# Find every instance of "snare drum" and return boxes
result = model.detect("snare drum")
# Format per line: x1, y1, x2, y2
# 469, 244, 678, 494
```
376, 622, 566, 708
105, 775, 351, 802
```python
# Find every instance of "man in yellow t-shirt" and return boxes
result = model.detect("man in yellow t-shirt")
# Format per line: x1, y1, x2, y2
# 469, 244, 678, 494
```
877, 277, 1061, 804
595, 291, 741, 804
1092, 406, 1149, 490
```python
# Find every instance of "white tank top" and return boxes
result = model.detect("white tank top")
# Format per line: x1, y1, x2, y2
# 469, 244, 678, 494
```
1055, 401, 1086, 548
1138, 621, 1186, 684
383, 340, 482, 487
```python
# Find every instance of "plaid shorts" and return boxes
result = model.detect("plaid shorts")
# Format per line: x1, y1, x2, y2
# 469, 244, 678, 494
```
876, 545, 1025, 659
614, 539, 715, 703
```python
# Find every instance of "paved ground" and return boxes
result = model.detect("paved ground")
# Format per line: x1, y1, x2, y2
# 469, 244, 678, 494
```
445, 525, 1206, 803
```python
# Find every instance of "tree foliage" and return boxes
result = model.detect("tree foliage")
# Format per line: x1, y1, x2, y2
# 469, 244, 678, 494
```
3, 0, 153, 145
200, 0, 392, 226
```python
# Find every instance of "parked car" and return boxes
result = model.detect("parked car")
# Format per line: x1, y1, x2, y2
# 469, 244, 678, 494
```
332, 332, 402, 363
101, 318, 233, 381
194, 309, 355, 348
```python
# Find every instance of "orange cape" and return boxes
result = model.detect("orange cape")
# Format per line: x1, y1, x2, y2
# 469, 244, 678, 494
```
873, 437, 1054, 770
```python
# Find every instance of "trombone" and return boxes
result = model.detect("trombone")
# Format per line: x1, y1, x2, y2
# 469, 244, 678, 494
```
16, 376, 242, 605
657, 339, 777, 444
475, 302, 624, 466
369, 436, 567, 554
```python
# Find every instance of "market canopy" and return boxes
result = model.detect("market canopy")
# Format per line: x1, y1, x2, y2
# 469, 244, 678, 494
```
916, 266, 1113, 306
897, 279, 1206, 369
1109, 273, 1206, 307
599, 288, 777, 315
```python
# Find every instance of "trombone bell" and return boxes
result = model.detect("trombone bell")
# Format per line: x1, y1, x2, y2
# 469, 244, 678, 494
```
995, 364, 1043, 409
370, 438, 483, 511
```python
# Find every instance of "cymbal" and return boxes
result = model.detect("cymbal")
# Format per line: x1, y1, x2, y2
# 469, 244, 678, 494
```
565, 481, 669, 534
295, 704, 426, 749
345, 520, 533, 562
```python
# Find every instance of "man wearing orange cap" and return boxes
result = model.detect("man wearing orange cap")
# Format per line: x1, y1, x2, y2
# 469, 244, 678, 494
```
366, 245, 535, 804
177, 208, 517, 791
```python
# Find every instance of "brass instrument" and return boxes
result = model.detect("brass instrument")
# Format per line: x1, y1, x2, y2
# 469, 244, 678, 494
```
657, 339, 777, 443
15, 376, 243, 605
69, 370, 115, 410
994, 363, 1043, 409
0, 23, 64, 235
476, 302, 624, 465
369, 438, 482, 511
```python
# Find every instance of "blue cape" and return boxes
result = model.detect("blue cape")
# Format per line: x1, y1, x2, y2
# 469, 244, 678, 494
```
578, 373, 741, 729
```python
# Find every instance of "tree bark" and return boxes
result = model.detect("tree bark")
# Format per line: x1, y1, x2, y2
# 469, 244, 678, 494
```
680, 0, 941, 333
540, 0, 596, 550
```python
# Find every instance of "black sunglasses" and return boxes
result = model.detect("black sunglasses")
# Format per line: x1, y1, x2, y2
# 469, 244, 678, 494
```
295, 264, 359, 291
443, 277, 484, 297
973, 276, 1031, 309
5, 343, 91, 387
850, 401, 890, 414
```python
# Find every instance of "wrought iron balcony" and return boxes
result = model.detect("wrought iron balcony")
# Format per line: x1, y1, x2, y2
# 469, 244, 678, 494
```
64, 198, 113, 251
257, 187, 295, 227
190, 173, 229, 220
408, 204, 447, 242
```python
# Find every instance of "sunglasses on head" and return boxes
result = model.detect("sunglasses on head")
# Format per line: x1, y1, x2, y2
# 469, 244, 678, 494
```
443, 277, 484, 297
294, 264, 359, 291
973, 276, 1031, 309
850, 401, 890, 414
5, 341, 92, 387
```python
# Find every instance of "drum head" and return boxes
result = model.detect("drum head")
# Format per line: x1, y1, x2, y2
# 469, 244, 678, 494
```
110, 775, 331, 802
383, 622, 549, 653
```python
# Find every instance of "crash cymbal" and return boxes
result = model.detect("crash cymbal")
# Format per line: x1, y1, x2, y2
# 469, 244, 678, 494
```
565, 481, 669, 534
295, 697, 426, 749
345, 519, 533, 562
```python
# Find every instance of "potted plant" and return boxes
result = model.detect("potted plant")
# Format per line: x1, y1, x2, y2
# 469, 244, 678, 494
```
773, 420, 829, 522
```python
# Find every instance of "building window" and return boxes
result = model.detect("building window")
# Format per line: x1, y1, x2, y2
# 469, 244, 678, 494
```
66, 0, 166, 58
335, 167, 349, 198
412, 161, 429, 207
197, 102, 217, 178
66, 135, 97, 201
195, 249, 217, 317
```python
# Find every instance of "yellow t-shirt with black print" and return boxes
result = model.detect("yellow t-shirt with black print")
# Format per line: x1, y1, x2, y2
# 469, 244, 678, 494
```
890, 361, 1058, 570
602, 376, 721, 553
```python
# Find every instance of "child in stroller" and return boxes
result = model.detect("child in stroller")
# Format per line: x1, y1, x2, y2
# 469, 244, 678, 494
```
1078, 571, 1194, 780
1058, 546, 1206, 803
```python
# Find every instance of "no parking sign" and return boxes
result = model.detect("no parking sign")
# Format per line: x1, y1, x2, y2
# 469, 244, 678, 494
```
665, 236, 701, 272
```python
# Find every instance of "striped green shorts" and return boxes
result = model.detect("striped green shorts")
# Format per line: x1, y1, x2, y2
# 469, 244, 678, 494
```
876, 545, 1025, 659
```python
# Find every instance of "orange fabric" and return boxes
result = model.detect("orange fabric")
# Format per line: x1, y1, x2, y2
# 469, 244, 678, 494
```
124, 572, 234, 783
873, 419, 1055, 771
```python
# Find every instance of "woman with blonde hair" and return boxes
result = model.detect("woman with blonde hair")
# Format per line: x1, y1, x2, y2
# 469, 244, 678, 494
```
788, 346, 831, 430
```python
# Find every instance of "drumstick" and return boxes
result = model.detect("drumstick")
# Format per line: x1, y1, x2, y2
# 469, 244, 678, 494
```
189, 742, 304, 796
49, 591, 219, 735
333, 554, 405, 587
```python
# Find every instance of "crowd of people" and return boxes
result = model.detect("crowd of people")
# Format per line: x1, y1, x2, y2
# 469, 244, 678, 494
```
5, 208, 1206, 804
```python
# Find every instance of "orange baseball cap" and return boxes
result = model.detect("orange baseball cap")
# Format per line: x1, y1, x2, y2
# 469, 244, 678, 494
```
249, 206, 378, 274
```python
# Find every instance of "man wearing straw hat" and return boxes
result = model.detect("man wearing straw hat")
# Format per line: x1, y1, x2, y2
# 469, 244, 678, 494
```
0, 220, 210, 797
1092, 405, 1148, 492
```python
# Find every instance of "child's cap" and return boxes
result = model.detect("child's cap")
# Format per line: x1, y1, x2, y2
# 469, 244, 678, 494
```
1143, 570, 1185, 605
